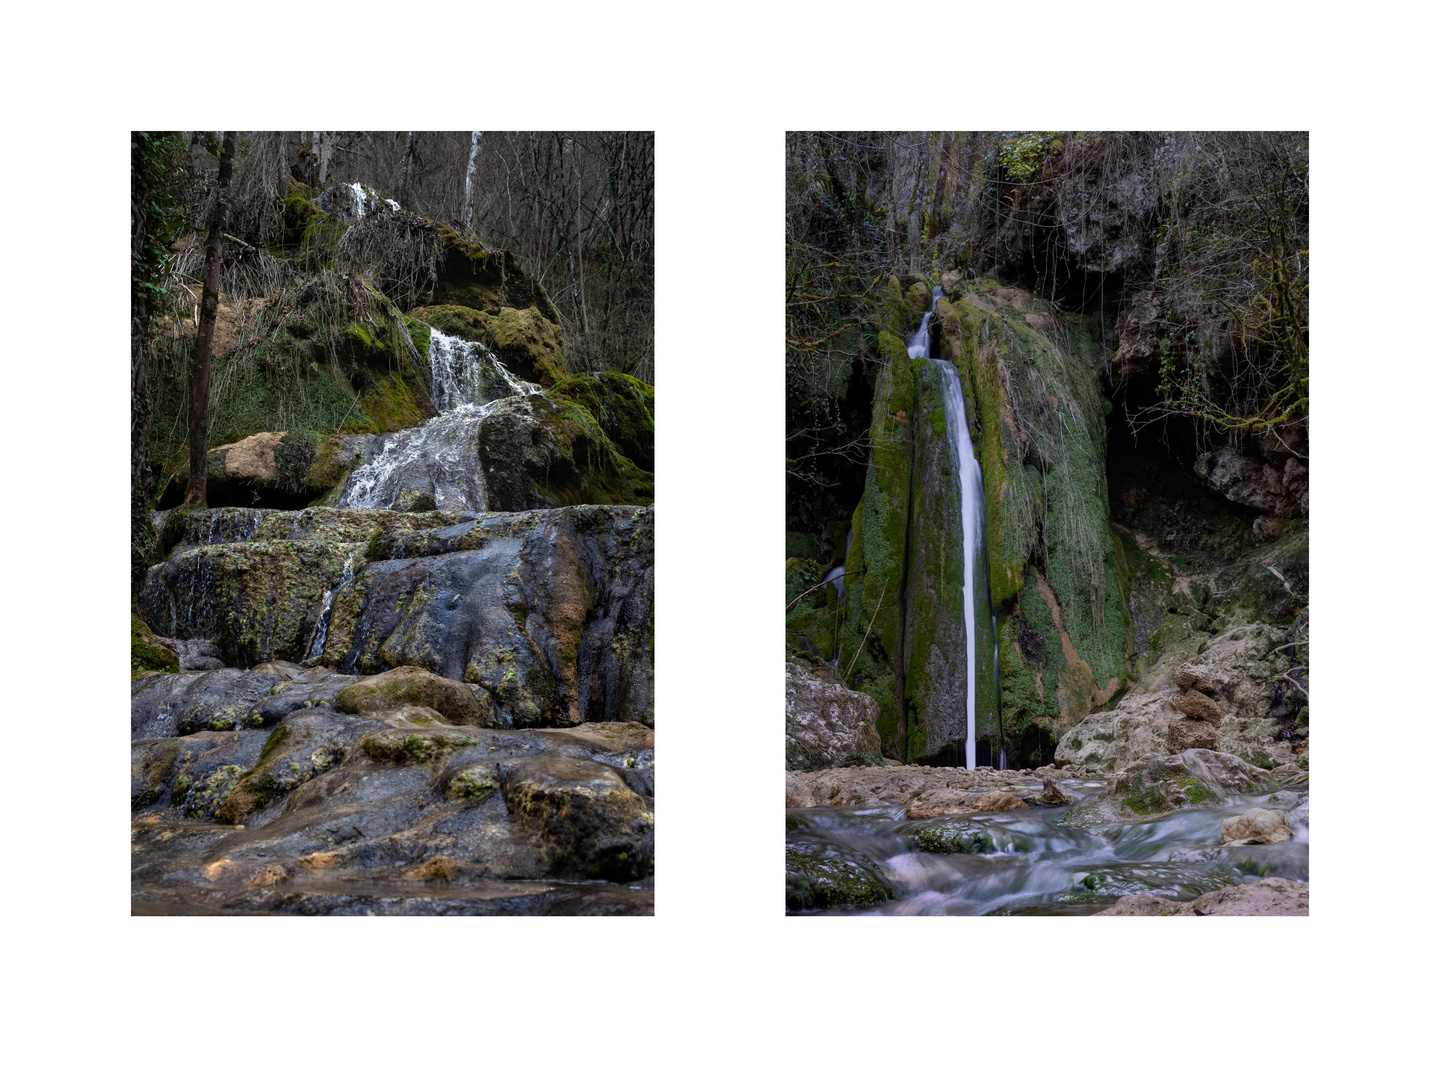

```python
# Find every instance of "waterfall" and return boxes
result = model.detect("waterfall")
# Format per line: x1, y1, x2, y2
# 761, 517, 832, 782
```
344, 182, 400, 220
428, 328, 540, 411
338, 325, 542, 511
820, 527, 853, 605
910, 286, 998, 770
305, 552, 356, 661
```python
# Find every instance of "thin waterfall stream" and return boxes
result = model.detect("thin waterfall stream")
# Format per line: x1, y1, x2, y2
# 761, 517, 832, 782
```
907, 285, 1001, 770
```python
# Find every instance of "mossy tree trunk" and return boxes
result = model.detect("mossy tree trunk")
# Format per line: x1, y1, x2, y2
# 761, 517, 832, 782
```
185, 131, 235, 509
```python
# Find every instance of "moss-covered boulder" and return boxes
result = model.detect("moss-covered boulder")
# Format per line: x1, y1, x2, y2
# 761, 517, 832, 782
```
1111, 749, 1273, 818
336, 665, 494, 727
785, 843, 895, 911
546, 372, 654, 471
498, 755, 654, 882
427, 226, 560, 325
131, 616, 178, 680
476, 394, 653, 509
174, 430, 369, 510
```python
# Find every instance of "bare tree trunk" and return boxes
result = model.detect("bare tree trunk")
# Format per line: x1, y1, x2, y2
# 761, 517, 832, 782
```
399, 130, 418, 209
317, 131, 335, 185
185, 132, 235, 508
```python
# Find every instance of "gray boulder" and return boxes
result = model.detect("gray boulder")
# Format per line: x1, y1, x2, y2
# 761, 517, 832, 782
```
785, 660, 883, 770
1113, 749, 1274, 817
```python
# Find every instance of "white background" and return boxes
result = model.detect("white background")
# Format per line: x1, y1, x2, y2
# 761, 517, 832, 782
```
4, 0, 1429, 1074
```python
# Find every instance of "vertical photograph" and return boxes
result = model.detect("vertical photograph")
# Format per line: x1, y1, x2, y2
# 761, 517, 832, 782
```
131, 131, 655, 915
785, 131, 1308, 915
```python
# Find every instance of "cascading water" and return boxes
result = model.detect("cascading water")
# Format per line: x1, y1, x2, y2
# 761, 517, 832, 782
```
345, 181, 401, 220
909, 286, 1000, 770
338, 327, 543, 511
305, 552, 356, 661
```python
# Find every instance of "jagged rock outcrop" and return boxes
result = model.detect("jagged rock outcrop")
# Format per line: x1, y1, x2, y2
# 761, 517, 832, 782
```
1194, 447, 1301, 517
138, 505, 653, 730
1055, 621, 1301, 772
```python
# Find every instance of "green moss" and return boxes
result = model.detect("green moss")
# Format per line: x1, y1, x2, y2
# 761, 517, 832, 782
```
931, 290, 1132, 732
547, 372, 654, 471
1176, 776, 1217, 805
785, 846, 895, 911
534, 390, 654, 507
835, 353, 920, 757
360, 730, 480, 765
445, 767, 498, 801
911, 824, 993, 854
303, 435, 356, 495
131, 616, 178, 679
352, 368, 425, 433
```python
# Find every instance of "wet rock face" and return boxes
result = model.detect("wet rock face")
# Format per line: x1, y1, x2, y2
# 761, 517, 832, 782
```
137, 506, 653, 730
498, 755, 654, 881
157, 637, 225, 672
785, 660, 882, 771
132, 663, 657, 909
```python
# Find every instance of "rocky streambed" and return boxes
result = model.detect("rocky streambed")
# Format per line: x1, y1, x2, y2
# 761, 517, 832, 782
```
785, 750, 1307, 916
133, 504, 654, 915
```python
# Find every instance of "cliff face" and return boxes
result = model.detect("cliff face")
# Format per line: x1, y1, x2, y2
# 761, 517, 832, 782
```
785, 132, 1307, 769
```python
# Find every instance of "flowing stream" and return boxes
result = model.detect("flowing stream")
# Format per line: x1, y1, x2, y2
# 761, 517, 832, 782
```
788, 774, 1309, 915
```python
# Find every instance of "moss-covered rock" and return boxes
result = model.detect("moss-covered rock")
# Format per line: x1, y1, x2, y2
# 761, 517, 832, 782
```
336, 665, 494, 727
476, 394, 653, 509
1111, 748, 1272, 817
498, 755, 654, 882
359, 728, 481, 765
131, 616, 179, 679
546, 372, 654, 470
215, 711, 352, 823
933, 287, 1131, 746
428, 225, 561, 324
785, 843, 895, 911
